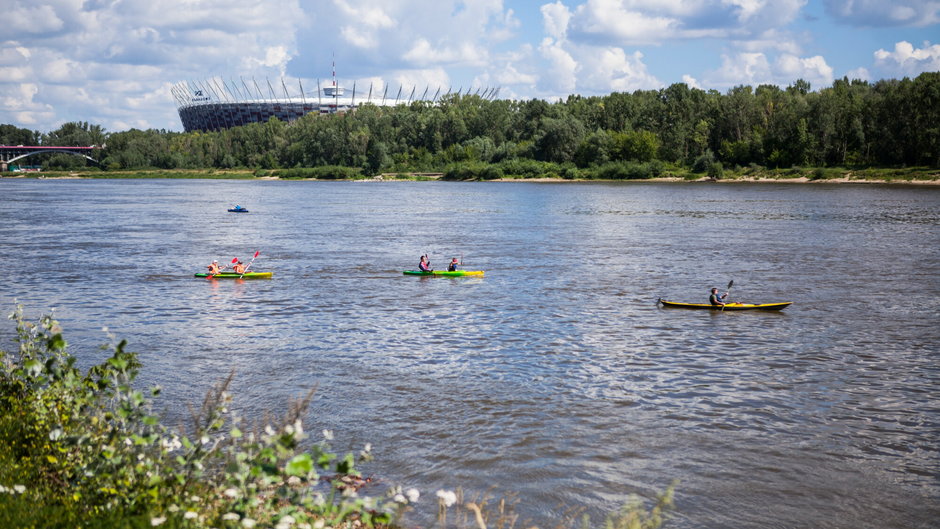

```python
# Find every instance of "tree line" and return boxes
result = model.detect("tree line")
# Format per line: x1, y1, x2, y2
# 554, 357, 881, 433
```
2, 72, 938, 177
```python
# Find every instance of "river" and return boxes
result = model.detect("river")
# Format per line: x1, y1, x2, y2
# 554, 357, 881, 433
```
1, 179, 938, 528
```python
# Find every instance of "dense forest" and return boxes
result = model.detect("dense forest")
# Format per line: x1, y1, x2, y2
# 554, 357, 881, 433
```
2, 72, 938, 179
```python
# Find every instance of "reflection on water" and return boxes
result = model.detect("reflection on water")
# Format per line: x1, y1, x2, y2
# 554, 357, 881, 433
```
1, 179, 938, 528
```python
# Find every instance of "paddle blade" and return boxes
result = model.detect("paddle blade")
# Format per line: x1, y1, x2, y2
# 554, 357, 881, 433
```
253, 250, 260, 258
231, 257, 238, 263
727, 280, 734, 290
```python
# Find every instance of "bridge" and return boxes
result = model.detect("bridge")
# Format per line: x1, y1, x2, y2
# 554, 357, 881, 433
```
0, 145, 100, 172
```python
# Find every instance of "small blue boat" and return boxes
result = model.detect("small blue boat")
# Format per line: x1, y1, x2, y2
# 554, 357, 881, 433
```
228, 205, 249, 213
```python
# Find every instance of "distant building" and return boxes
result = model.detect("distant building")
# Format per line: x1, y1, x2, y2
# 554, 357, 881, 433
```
171, 74, 499, 132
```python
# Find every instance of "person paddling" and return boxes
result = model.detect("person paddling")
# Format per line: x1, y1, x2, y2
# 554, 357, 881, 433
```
419, 255, 432, 272
207, 260, 221, 275
709, 287, 728, 306
233, 260, 247, 274
447, 257, 459, 271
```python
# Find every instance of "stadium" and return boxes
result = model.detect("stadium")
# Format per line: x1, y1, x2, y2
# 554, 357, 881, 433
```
172, 72, 500, 132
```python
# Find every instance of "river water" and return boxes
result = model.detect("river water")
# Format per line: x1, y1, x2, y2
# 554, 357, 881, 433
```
1, 179, 938, 528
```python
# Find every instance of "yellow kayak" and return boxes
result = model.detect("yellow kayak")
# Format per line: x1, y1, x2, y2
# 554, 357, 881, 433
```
659, 299, 791, 310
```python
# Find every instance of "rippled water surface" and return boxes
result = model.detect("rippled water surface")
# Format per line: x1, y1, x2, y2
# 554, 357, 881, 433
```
2, 179, 938, 528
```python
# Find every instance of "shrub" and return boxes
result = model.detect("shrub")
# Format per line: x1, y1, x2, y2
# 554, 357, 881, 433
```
811, 167, 843, 180
495, 158, 561, 179
590, 161, 655, 180
272, 166, 362, 179
707, 161, 724, 179
0, 306, 398, 528
691, 150, 715, 173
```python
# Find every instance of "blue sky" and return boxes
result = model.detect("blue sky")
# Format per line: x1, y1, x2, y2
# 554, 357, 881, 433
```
1, 0, 938, 134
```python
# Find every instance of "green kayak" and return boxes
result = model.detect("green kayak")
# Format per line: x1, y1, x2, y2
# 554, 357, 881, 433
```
659, 299, 791, 310
403, 270, 484, 277
195, 272, 273, 279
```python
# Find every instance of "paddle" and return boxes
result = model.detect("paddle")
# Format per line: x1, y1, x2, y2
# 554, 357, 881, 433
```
239, 250, 260, 278
208, 257, 238, 280
721, 279, 734, 311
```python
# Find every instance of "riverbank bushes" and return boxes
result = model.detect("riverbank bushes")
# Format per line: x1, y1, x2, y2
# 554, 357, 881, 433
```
0, 307, 675, 528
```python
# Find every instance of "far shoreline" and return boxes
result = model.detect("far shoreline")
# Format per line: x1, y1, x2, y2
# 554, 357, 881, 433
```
2, 167, 939, 185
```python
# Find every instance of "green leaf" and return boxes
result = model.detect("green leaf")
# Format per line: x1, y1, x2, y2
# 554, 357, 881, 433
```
285, 454, 313, 477
24, 359, 42, 377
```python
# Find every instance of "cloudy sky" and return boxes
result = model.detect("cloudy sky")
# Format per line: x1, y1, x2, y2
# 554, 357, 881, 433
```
2, 0, 938, 134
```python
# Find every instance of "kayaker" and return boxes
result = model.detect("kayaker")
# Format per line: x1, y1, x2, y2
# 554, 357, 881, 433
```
419, 255, 432, 272
233, 260, 246, 274
709, 287, 728, 306
207, 260, 221, 274
447, 257, 459, 271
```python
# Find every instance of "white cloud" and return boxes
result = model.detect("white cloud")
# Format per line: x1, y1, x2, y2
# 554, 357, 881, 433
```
560, 0, 805, 46
403, 39, 488, 67
529, 2, 663, 99
568, 0, 678, 45
704, 51, 833, 89
579, 48, 660, 92
845, 67, 870, 81
7, 3, 65, 34
824, 0, 940, 27
776, 54, 834, 86
682, 74, 701, 88
541, 1, 572, 40
538, 38, 579, 93
873, 41, 940, 76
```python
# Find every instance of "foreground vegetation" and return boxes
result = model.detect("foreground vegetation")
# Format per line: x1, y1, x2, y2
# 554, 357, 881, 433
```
0, 307, 674, 528
2, 72, 938, 180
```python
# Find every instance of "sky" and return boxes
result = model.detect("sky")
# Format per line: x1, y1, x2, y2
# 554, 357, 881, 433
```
1, 0, 939, 134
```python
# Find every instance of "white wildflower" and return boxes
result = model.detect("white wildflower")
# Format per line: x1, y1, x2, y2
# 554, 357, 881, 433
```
436, 489, 457, 507
150, 517, 166, 526
13, 485, 26, 494
184, 511, 198, 519
279, 515, 295, 525
168, 504, 180, 513
298, 524, 312, 529
124, 437, 133, 446
293, 419, 304, 435
200, 435, 210, 445
406, 488, 420, 502
189, 495, 201, 502
265, 425, 276, 436
224, 488, 239, 498
322, 429, 333, 441
0, 486, 8, 493
241, 518, 257, 528
287, 476, 301, 486
285, 424, 294, 435
393, 493, 406, 504
222, 513, 240, 521
313, 520, 325, 529
161, 436, 182, 451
